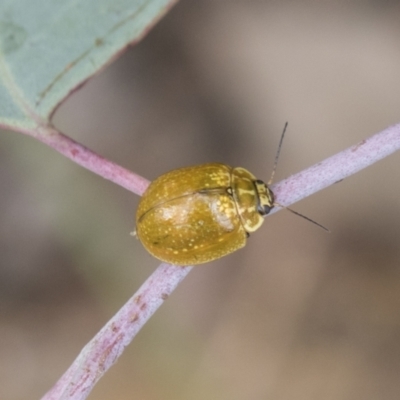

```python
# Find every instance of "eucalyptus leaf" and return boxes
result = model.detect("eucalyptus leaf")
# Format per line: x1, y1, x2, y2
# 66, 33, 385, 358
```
0, 0, 176, 131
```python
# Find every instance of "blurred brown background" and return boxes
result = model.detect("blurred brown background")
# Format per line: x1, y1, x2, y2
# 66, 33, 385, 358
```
1, 1, 400, 399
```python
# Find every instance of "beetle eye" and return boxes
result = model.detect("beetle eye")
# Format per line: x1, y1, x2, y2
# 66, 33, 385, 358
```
253, 179, 274, 216
258, 204, 272, 216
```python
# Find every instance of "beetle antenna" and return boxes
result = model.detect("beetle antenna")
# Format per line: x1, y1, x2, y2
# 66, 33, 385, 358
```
267, 122, 329, 232
274, 201, 330, 232
268, 122, 288, 185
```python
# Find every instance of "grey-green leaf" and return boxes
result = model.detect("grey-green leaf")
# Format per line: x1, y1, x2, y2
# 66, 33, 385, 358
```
0, 0, 177, 131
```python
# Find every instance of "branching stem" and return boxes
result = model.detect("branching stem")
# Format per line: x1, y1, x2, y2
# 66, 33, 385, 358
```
16, 122, 399, 400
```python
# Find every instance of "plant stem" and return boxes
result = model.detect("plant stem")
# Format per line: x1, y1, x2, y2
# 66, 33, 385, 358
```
34, 122, 400, 400
271, 123, 400, 208
33, 125, 150, 195
42, 263, 192, 400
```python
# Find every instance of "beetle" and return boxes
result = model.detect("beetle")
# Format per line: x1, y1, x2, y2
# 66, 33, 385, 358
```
135, 163, 275, 265
134, 123, 326, 265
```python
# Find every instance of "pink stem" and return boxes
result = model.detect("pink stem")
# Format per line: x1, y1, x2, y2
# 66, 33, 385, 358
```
33, 126, 150, 195
43, 263, 192, 400
271, 123, 400, 208
34, 122, 399, 400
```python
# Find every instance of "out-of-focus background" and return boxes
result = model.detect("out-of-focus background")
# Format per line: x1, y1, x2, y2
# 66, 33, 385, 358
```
1, 1, 400, 399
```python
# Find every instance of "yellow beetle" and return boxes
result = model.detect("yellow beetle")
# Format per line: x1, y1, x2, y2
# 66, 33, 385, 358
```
135, 163, 274, 265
